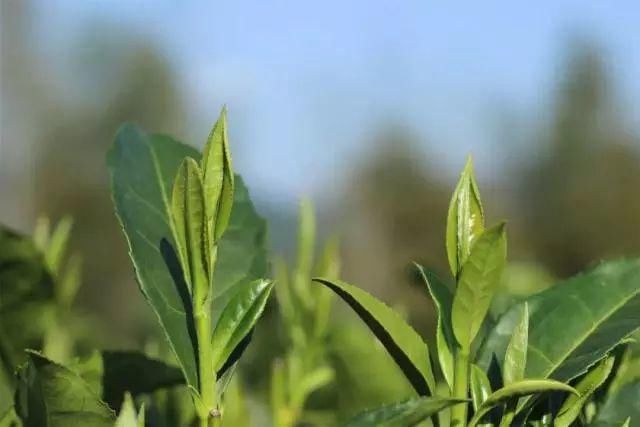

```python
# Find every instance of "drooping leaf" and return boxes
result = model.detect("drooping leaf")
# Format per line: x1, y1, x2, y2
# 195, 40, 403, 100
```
416, 263, 455, 389
503, 303, 529, 385
115, 393, 145, 427
15, 351, 115, 427
452, 223, 507, 351
71, 350, 184, 411
202, 106, 234, 243
555, 355, 615, 427
345, 397, 467, 427
313, 278, 436, 396
468, 380, 577, 427
590, 382, 640, 427
446, 156, 485, 277
108, 125, 268, 389
171, 157, 208, 302
210, 279, 274, 373
478, 259, 640, 383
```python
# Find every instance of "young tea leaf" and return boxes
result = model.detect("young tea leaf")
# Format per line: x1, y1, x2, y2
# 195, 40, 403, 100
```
210, 279, 274, 373
452, 223, 507, 352
202, 106, 234, 243
115, 393, 145, 427
446, 156, 485, 277
171, 158, 208, 303
503, 302, 529, 385
470, 363, 492, 412
313, 278, 436, 396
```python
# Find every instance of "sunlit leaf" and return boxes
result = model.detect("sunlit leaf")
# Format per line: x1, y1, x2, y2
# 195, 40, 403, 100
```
478, 259, 640, 383
452, 223, 507, 351
314, 278, 436, 395
503, 302, 529, 385
446, 156, 484, 277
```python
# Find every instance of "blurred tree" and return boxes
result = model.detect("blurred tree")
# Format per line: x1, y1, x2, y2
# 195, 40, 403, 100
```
342, 127, 450, 333
522, 41, 640, 276
1, 2, 186, 347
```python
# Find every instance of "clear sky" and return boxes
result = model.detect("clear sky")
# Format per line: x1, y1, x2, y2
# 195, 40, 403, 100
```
34, 1, 640, 205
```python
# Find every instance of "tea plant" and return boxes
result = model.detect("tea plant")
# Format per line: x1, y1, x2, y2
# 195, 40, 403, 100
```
1, 109, 640, 426
314, 158, 640, 426
271, 199, 340, 427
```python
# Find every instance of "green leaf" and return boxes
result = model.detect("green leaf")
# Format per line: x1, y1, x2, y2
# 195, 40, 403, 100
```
71, 350, 184, 411
108, 125, 268, 389
478, 259, 640, 383
0, 406, 19, 427
590, 382, 640, 427
0, 226, 55, 374
210, 279, 274, 373
202, 106, 234, 243
468, 380, 577, 427
15, 351, 115, 427
171, 157, 208, 303
115, 393, 145, 427
313, 278, 436, 396
555, 355, 614, 427
503, 302, 529, 385
452, 223, 507, 351
416, 264, 455, 390
470, 364, 491, 412
345, 397, 467, 427
446, 156, 485, 277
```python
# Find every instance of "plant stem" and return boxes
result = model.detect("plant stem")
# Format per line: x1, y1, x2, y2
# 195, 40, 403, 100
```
196, 308, 215, 426
451, 348, 470, 427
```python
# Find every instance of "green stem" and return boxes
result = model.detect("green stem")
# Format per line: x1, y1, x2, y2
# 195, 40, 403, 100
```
451, 349, 470, 427
196, 308, 215, 426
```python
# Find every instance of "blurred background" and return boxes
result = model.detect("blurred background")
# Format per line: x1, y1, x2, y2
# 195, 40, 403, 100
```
2, 0, 640, 422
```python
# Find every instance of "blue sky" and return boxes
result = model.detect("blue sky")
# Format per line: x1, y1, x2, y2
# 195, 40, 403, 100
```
36, 1, 640, 205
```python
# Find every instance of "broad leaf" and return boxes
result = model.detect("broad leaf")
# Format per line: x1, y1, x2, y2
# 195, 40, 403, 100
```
211, 279, 274, 373
108, 125, 268, 389
15, 351, 115, 427
503, 302, 528, 385
590, 382, 640, 427
314, 278, 436, 395
478, 259, 640, 382
446, 156, 484, 276
452, 223, 507, 351
345, 397, 467, 427
468, 380, 577, 427
416, 263, 455, 389
555, 355, 614, 427
72, 350, 184, 411
171, 157, 208, 301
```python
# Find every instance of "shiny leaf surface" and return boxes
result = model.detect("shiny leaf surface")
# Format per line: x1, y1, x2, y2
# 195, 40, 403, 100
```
503, 302, 529, 385
452, 223, 507, 351
478, 259, 640, 382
